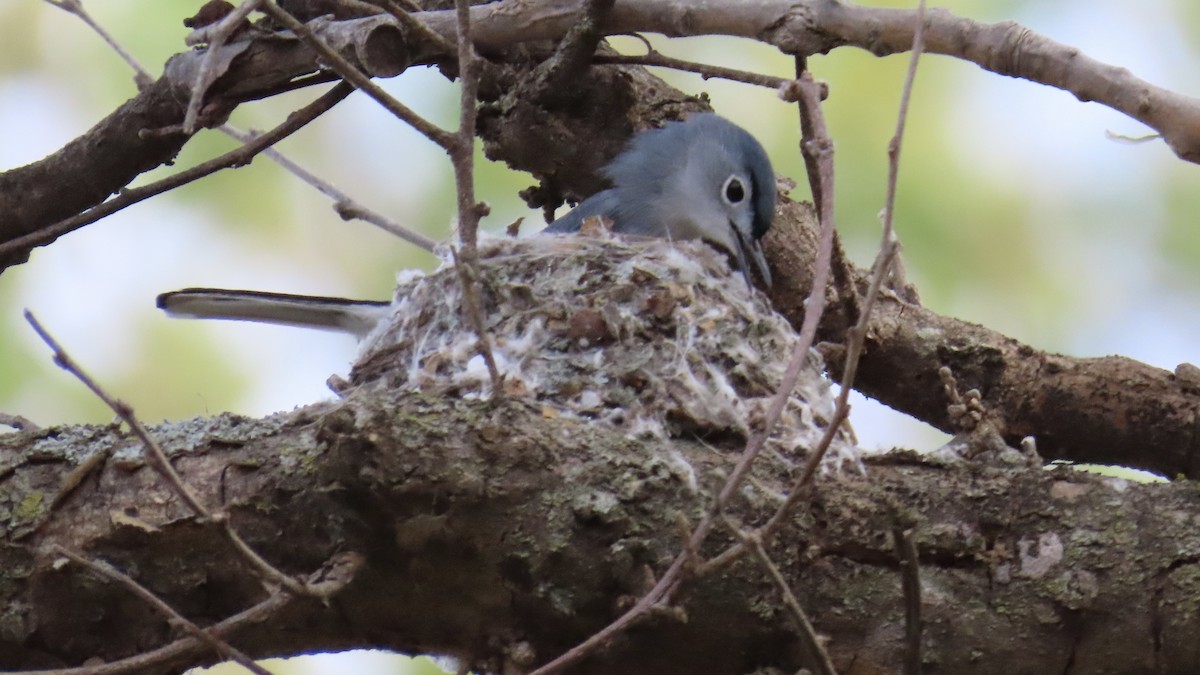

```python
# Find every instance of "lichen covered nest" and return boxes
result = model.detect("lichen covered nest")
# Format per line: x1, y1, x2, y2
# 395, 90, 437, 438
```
349, 233, 858, 470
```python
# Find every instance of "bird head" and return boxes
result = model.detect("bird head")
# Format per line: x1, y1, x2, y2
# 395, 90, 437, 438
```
604, 113, 776, 288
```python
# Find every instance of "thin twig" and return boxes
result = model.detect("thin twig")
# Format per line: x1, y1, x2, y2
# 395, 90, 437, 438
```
705, 70, 840, 542
14, 592, 290, 675
219, 125, 438, 251
697, 410, 851, 577
531, 66, 846, 675
691, 64, 849, 600
446, 0, 503, 391
0, 412, 41, 432
450, 0, 483, 250
43, 0, 153, 89
681, 71, 842, 587
892, 526, 923, 675
51, 546, 271, 675
25, 312, 209, 518
48, 0, 434, 255
795, 0, 931, 483
23, 311, 308, 597
527, 551, 680, 675
874, 0, 927, 291
593, 51, 788, 90
260, 0, 456, 149
0, 82, 352, 260
889, 12, 928, 674
730, 3, 930, 554
450, 249, 504, 394
729, 519, 838, 675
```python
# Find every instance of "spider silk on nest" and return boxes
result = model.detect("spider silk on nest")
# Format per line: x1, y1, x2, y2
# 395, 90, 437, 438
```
343, 231, 861, 475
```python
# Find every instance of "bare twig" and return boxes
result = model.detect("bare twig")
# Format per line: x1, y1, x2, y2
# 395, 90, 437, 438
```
888, 28, 931, 667
23, 311, 308, 597
43, 0, 153, 89
736, 2, 930, 551
14, 592, 290, 675
260, 0, 456, 150
675, 70, 842, 593
450, 0, 483, 250
0, 412, 41, 432
333, 200, 439, 251
724, 70, 841, 497
48, 0, 436, 255
701, 30, 930, 577
871, 0, 928, 298
806, 0, 931, 480
450, 249, 504, 394
445, 0, 503, 392
691, 63, 849, 587
730, 520, 838, 675
25, 312, 208, 517
51, 546, 271, 675
0, 82, 353, 260
892, 525, 923, 675
218, 125, 438, 251
593, 51, 788, 90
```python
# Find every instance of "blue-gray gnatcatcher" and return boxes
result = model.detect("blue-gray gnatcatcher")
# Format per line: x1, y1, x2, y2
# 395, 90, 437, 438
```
158, 113, 776, 336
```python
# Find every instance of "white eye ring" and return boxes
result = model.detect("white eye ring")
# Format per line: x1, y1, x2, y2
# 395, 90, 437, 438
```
723, 175, 747, 205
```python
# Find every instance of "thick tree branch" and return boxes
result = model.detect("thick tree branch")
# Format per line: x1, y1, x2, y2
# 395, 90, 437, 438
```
0, 82, 353, 269
0, 71, 191, 269
764, 202, 1200, 479
422, 0, 1200, 161
1, 386, 1197, 674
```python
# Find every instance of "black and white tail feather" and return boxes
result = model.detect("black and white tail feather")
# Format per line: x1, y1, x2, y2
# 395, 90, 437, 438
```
156, 288, 390, 338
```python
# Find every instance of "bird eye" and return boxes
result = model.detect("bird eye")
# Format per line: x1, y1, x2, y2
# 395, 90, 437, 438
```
723, 176, 746, 205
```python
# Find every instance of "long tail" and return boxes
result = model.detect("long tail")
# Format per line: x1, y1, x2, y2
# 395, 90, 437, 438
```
156, 288, 390, 338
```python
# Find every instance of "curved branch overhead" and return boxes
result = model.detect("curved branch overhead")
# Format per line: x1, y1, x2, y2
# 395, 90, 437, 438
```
424, 0, 1200, 160
4, 0, 1198, 267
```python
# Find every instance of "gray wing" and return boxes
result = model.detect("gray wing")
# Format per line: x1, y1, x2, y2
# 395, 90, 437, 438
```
542, 189, 623, 233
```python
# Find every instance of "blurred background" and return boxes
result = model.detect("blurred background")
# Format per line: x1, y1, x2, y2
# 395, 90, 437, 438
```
1, 0, 1197, 672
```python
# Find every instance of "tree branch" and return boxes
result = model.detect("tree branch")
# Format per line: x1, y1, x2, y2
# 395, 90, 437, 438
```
764, 200, 1200, 479
0, 385, 1194, 673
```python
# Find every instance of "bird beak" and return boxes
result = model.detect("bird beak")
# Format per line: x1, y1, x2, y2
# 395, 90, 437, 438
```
730, 222, 773, 289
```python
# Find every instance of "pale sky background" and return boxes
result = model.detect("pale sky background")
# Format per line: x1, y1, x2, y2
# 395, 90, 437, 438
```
2, 1, 1199, 672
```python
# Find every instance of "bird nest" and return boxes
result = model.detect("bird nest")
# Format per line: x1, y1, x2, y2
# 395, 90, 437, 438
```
347, 233, 859, 470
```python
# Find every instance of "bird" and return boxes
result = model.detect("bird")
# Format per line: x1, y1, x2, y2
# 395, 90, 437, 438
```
157, 113, 776, 337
